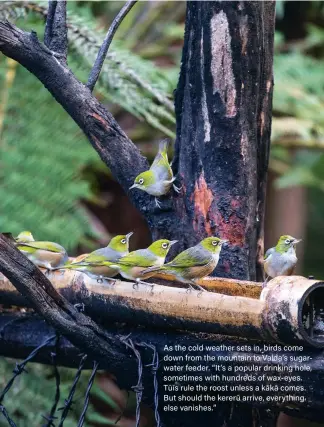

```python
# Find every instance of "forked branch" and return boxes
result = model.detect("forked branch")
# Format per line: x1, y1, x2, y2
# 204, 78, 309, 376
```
44, 0, 67, 62
87, 0, 138, 91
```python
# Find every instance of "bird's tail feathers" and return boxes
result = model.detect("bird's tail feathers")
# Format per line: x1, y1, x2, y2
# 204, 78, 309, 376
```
158, 138, 170, 154
141, 265, 163, 276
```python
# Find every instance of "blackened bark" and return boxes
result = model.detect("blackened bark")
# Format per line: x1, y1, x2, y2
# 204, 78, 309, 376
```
0, 21, 150, 216
44, 0, 68, 62
162, 1, 275, 281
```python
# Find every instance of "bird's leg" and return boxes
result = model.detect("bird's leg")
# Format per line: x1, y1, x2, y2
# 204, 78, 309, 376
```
262, 276, 270, 289
186, 284, 195, 293
104, 277, 117, 286
96, 275, 104, 284
173, 183, 181, 193
155, 197, 162, 209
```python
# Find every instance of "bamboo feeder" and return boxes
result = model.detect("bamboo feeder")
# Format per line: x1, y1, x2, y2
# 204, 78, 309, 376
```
0, 271, 323, 348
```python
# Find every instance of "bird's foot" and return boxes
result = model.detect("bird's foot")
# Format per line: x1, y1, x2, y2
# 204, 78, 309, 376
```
96, 275, 104, 284
103, 277, 116, 286
262, 276, 270, 289
44, 268, 52, 277
74, 303, 85, 313
173, 183, 181, 193
154, 198, 162, 209
186, 285, 195, 294
195, 284, 206, 297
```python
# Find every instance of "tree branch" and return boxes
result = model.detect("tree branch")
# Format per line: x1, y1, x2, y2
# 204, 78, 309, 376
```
0, 240, 323, 349
1, 313, 324, 424
0, 20, 150, 215
87, 0, 138, 91
44, 0, 67, 62
0, 233, 126, 364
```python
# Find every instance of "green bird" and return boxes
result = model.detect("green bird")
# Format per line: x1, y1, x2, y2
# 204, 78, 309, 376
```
15, 231, 35, 243
263, 235, 301, 287
108, 239, 178, 287
16, 235, 68, 271
142, 237, 228, 292
56, 232, 133, 282
129, 140, 180, 208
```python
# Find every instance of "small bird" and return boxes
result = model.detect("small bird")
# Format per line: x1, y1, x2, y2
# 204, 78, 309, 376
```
16, 235, 68, 272
142, 237, 227, 292
15, 231, 35, 243
263, 235, 301, 287
108, 239, 178, 287
129, 140, 180, 208
56, 232, 133, 282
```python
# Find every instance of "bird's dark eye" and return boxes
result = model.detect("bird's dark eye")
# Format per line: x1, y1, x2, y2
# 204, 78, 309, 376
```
138, 178, 144, 185
285, 239, 291, 245
121, 239, 126, 244
162, 243, 168, 249
212, 241, 218, 246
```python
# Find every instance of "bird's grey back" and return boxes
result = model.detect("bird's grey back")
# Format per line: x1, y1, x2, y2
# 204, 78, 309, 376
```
93, 247, 124, 262
170, 243, 211, 266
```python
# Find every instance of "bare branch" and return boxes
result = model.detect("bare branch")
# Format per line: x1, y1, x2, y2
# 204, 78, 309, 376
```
87, 0, 138, 91
44, 0, 67, 62
0, 20, 150, 213
0, 233, 125, 363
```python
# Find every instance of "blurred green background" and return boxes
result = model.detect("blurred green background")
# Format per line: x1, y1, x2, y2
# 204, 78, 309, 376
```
1, 1, 324, 425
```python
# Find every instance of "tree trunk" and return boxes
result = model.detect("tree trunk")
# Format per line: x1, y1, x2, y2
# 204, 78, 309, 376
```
154, 1, 275, 283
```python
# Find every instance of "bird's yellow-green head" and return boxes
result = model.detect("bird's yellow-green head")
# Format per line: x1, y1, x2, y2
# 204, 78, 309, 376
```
200, 237, 228, 253
129, 170, 156, 191
275, 235, 301, 254
148, 239, 178, 257
108, 232, 133, 253
15, 231, 35, 243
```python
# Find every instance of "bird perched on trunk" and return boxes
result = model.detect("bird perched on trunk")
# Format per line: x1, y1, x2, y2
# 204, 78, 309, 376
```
263, 235, 301, 287
129, 140, 180, 208
141, 237, 227, 292
108, 239, 178, 287
15, 231, 35, 243
16, 235, 68, 272
55, 232, 133, 282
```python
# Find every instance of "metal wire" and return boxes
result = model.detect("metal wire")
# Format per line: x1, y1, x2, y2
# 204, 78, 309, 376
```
137, 342, 160, 427
77, 360, 99, 427
57, 354, 88, 427
0, 334, 56, 427
42, 334, 61, 427
0, 405, 17, 427
123, 338, 143, 427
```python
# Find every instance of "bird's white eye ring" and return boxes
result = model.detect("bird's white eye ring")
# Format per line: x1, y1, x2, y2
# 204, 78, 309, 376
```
121, 239, 126, 244
212, 241, 218, 246
285, 239, 290, 245
138, 178, 144, 185
162, 243, 168, 249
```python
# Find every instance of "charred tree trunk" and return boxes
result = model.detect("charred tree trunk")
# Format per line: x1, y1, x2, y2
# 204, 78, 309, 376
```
154, 1, 275, 282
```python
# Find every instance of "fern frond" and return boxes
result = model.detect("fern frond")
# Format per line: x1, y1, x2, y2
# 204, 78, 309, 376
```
0, 1, 176, 137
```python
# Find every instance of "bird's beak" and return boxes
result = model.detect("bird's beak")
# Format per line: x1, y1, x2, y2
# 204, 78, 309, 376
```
293, 238, 302, 245
126, 231, 134, 241
129, 184, 137, 190
170, 240, 178, 246
220, 239, 229, 246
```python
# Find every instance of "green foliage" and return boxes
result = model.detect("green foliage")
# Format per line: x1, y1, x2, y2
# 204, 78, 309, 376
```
0, 359, 96, 427
0, 60, 97, 249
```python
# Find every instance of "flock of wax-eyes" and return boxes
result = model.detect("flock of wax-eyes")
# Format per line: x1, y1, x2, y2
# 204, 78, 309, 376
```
14, 231, 301, 292
12, 141, 301, 291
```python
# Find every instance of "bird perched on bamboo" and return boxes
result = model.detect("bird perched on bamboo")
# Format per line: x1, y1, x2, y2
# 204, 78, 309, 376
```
15, 234, 68, 272
15, 231, 35, 243
263, 235, 301, 287
129, 139, 180, 208
142, 237, 228, 292
55, 232, 133, 282
108, 239, 178, 287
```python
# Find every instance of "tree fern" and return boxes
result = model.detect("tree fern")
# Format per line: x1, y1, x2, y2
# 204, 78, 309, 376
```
0, 59, 98, 249
0, 1, 176, 137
